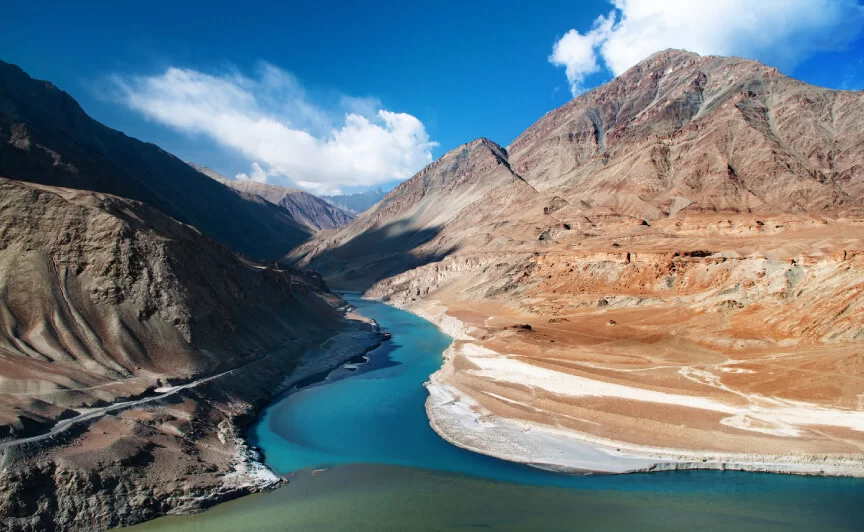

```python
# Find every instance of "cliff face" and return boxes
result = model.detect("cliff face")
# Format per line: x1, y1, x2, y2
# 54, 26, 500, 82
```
0, 61, 311, 260
297, 51, 864, 468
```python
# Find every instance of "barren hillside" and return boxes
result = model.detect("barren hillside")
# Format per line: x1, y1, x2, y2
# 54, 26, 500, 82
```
296, 50, 864, 471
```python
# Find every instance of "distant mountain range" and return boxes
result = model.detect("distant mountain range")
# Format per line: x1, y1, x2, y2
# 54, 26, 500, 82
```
322, 189, 386, 215
188, 164, 353, 231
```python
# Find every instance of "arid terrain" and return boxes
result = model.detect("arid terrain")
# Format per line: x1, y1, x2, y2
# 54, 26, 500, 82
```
0, 63, 382, 531
0, 46, 862, 532
0, 177, 382, 530
298, 50, 864, 475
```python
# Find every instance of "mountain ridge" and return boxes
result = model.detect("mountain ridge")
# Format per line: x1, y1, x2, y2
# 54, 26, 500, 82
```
322, 188, 387, 215
0, 60, 311, 260
187, 163, 353, 231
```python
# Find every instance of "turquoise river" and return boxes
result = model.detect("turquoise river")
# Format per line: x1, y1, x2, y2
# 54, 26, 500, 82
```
131, 293, 864, 531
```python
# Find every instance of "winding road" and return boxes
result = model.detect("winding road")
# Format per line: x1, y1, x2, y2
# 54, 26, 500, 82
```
0, 365, 247, 451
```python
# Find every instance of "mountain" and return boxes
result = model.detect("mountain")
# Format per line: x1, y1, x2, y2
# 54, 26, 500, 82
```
296, 50, 864, 287
322, 188, 387, 215
0, 178, 342, 433
507, 49, 864, 214
0, 64, 382, 529
0, 177, 379, 529
291, 138, 539, 288
188, 164, 353, 231
294, 51, 864, 472
0, 60, 311, 260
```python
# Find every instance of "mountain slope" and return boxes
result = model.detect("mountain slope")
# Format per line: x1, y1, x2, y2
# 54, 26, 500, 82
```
0, 60, 311, 260
291, 138, 540, 288
0, 177, 381, 530
508, 49, 864, 215
295, 50, 864, 472
0, 177, 341, 438
189, 164, 353, 231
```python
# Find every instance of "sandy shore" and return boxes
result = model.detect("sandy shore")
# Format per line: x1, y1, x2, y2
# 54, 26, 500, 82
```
389, 299, 864, 478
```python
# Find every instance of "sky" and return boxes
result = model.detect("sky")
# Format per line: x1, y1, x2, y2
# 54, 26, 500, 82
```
2, 0, 863, 195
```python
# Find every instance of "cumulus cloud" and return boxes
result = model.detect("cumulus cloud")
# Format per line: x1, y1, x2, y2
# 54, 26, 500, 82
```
550, 0, 864, 95
235, 162, 268, 183
114, 64, 437, 194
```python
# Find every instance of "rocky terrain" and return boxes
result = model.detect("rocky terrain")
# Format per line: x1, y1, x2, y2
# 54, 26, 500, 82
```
0, 62, 382, 530
0, 178, 382, 530
0, 61, 310, 260
297, 50, 864, 474
189, 164, 353, 231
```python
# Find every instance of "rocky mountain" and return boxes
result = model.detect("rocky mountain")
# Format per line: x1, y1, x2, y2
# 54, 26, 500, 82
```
188, 164, 353, 231
0, 60, 311, 260
322, 188, 387, 215
291, 138, 540, 288
0, 177, 380, 530
0, 63, 382, 530
507, 49, 864, 215
296, 50, 864, 288
294, 50, 864, 471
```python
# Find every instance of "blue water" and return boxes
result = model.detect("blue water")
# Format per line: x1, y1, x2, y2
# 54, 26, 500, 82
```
251, 293, 864, 497
130, 293, 864, 530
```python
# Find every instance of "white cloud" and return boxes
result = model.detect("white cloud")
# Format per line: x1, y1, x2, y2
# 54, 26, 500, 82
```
551, 0, 864, 96
235, 162, 268, 183
548, 14, 614, 94
114, 64, 437, 194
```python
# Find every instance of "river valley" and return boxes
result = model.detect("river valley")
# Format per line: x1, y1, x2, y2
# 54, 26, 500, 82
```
128, 294, 864, 531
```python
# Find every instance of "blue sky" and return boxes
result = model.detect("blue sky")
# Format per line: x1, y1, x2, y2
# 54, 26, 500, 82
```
2, 0, 863, 194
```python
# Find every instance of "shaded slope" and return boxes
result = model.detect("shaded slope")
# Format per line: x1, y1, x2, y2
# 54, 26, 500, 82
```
0, 61, 311, 259
0, 177, 342, 439
291, 138, 540, 289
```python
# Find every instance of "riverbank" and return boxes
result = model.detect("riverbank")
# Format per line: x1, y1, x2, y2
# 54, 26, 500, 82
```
0, 317, 383, 531
376, 295, 864, 478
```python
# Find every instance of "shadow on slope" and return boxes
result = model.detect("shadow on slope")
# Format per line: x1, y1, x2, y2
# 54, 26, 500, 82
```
0, 60, 310, 260
306, 218, 456, 291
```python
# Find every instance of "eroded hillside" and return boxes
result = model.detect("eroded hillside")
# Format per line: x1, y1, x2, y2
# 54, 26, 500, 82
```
297, 50, 864, 472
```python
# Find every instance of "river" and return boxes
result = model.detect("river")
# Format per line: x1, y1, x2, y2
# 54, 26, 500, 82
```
130, 293, 864, 530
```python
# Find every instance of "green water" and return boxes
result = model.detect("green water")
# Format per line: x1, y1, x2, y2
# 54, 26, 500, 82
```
130, 294, 864, 530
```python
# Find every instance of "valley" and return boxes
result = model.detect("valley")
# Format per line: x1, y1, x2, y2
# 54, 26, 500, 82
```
300, 50, 864, 476
0, 43, 862, 531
